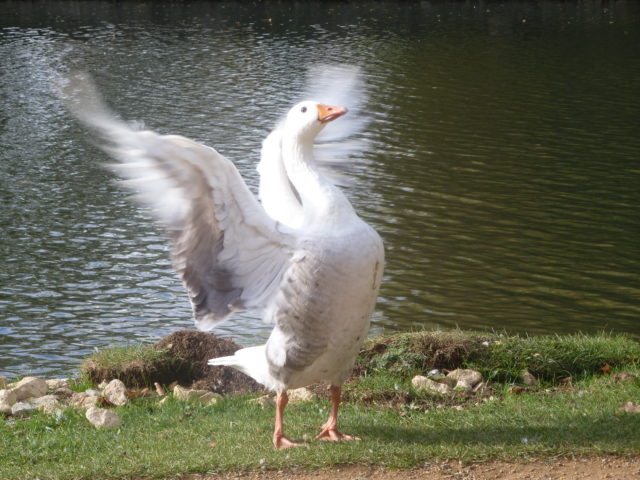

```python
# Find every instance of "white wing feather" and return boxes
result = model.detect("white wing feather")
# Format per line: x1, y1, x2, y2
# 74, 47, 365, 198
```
63, 75, 296, 331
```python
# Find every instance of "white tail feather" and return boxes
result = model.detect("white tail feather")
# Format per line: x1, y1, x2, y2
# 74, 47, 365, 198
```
208, 345, 284, 391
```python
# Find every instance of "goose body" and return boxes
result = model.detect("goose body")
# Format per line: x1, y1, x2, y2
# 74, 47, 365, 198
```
212, 218, 383, 393
65, 78, 384, 448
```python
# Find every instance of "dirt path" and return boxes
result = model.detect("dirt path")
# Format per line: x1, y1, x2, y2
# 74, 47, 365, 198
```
185, 456, 640, 480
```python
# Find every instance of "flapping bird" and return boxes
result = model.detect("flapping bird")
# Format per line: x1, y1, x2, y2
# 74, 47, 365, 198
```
64, 71, 384, 449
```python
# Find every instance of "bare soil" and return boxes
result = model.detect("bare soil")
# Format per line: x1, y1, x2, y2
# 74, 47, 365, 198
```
155, 330, 264, 395
184, 456, 640, 480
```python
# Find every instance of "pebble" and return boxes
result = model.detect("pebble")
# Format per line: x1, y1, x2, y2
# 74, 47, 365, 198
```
0, 389, 18, 414
103, 379, 129, 406
85, 407, 123, 429
11, 401, 38, 416
173, 385, 221, 405
287, 387, 316, 403
12, 376, 48, 401
412, 375, 453, 395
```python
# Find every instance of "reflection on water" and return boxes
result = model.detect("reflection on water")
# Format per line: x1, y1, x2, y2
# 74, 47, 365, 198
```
1, 1, 639, 377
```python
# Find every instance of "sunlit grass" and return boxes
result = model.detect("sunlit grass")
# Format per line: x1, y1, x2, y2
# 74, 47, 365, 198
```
358, 330, 640, 382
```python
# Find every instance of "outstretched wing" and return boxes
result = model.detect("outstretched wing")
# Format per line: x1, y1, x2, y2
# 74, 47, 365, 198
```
63, 75, 297, 331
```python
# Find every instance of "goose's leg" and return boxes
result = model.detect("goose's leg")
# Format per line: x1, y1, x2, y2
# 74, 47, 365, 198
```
315, 385, 360, 442
273, 391, 304, 449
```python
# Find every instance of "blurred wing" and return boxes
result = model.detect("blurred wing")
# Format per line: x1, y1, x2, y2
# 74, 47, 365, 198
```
63, 75, 296, 331
303, 64, 371, 185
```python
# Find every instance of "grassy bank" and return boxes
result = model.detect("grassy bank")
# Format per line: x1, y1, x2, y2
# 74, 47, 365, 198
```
1, 331, 639, 480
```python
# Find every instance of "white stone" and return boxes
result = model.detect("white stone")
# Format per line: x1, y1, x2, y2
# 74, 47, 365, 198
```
11, 400, 37, 416
33, 395, 62, 414
69, 392, 101, 409
46, 378, 70, 391
251, 395, 275, 409
0, 389, 18, 414
12, 376, 48, 401
446, 369, 483, 391
473, 381, 487, 393
287, 387, 316, 403
521, 370, 537, 386
411, 375, 453, 395
103, 379, 129, 406
173, 385, 220, 405
85, 407, 122, 429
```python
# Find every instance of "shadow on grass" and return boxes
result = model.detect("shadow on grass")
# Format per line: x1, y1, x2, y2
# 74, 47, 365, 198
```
356, 411, 640, 448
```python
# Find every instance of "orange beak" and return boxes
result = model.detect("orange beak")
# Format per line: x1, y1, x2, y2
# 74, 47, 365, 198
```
317, 104, 348, 123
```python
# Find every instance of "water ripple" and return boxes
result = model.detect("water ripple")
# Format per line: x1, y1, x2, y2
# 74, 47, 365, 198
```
2, 1, 639, 377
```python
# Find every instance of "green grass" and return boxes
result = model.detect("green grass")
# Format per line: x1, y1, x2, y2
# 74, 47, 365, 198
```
357, 330, 640, 383
81, 344, 189, 387
85, 344, 169, 367
1, 331, 639, 480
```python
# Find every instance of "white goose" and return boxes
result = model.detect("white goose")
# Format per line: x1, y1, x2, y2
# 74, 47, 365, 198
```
65, 76, 384, 449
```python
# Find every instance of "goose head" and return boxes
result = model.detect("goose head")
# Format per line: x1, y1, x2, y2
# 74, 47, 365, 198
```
283, 101, 348, 143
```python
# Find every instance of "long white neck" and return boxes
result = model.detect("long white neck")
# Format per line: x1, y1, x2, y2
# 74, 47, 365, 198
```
281, 133, 354, 226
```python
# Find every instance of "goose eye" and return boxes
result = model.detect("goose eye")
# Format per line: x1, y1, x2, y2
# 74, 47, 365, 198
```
301, 106, 307, 113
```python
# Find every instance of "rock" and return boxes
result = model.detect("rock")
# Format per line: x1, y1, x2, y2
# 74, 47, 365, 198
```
411, 375, 428, 388
103, 379, 129, 406
287, 387, 316, 403
154, 382, 166, 396
46, 378, 70, 391
426, 369, 447, 382
52, 387, 74, 399
69, 391, 101, 409
453, 383, 472, 393
173, 385, 221, 405
612, 373, 637, 383
251, 395, 275, 409
33, 395, 62, 414
521, 370, 537, 386
85, 407, 123, 428
0, 389, 18, 414
412, 375, 453, 395
620, 401, 640, 413
11, 400, 38, 416
0, 375, 7, 389
446, 369, 483, 392
472, 381, 486, 393
12, 376, 48, 401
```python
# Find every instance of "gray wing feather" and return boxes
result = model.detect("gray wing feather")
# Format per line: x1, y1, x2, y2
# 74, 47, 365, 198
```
63, 74, 296, 330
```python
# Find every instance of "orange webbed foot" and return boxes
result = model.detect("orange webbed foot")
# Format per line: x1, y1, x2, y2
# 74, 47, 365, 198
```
315, 427, 361, 442
273, 433, 306, 449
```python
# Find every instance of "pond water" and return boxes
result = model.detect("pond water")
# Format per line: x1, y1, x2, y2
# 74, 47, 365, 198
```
1, 1, 639, 378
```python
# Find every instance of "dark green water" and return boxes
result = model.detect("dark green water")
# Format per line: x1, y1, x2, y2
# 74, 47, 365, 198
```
1, 1, 639, 377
